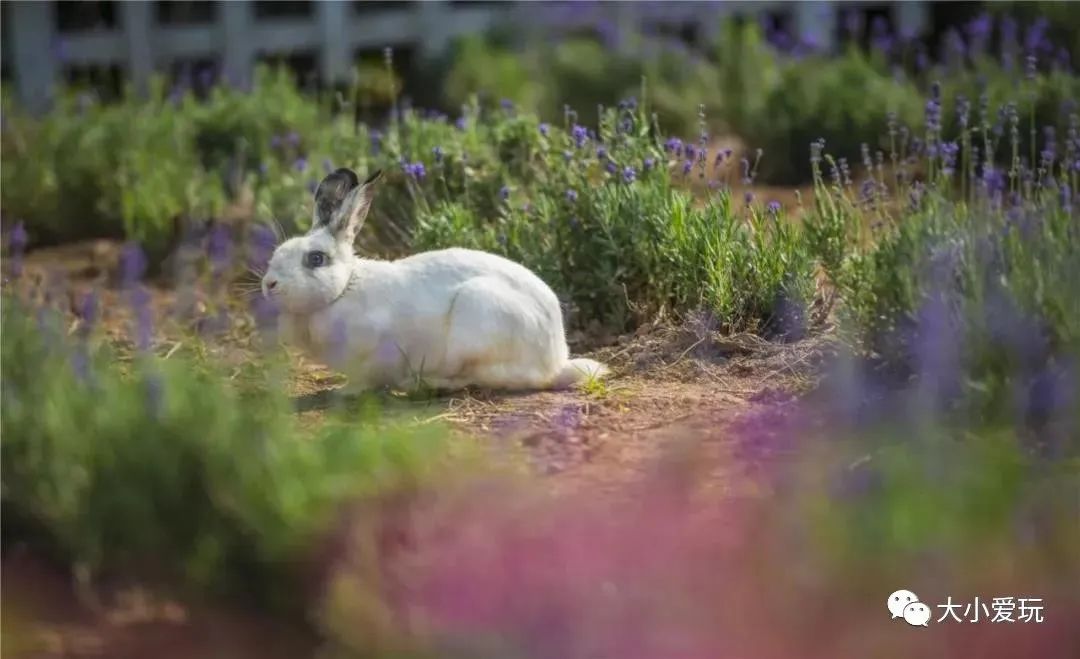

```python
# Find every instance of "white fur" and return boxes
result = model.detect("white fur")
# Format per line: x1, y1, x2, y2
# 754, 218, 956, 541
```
261, 169, 609, 393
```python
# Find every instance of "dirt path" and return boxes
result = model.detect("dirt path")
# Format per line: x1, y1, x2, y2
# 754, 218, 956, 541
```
3, 241, 828, 658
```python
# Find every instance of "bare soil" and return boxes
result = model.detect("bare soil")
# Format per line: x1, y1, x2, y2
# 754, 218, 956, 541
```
2, 239, 834, 658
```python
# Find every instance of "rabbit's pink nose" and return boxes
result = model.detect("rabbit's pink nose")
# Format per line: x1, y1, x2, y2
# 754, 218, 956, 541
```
267, 280, 278, 290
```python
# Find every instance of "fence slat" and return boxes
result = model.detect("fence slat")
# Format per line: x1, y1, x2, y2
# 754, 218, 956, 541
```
121, 1, 154, 96
10, 1, 57, 114
318, 0, 350, 85
221, 0, 254, 89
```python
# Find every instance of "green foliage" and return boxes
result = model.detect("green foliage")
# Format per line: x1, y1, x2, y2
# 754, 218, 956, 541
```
1, 83, 225, 260
707, 19, 783, 138
443, 35, 545, 115
0, 296, 457, 612
738, 50, 924, 185
442, 30, 718, 138
185, 67, 323, 176
401, 104, 815, 335
826, 169, 1080, 424
801, 422, 1080, 584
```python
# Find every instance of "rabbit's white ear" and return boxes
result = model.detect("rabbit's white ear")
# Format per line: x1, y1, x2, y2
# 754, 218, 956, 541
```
313, 168, 382, 245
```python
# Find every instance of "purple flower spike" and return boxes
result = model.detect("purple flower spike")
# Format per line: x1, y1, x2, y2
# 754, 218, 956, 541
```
455, 117, 467, 131
767, 201, 781, 216
596, 146, 607, 161
7, 221, 28, 277
71, 345, 91, 384
682, 160, 693, 176
925, 98, 942, 134
120, 242, 148, 288
572, 124, 588, 148
744, 191, 754, 204
622, 166, 637, 183
78, 290, 98, 338
1024, 17, 1049, 54
9, 221, 28, 252
129, 285, 154, 351
252, 294, 280, 337
965, 12, 992, 50
913, 289, 962, 407
248, 224, 277, 272
860, 179, 876, 202
565, 189, 578, 203
294, 157, 308, 173
499, 186, 510, 201
405, 162, 427, 181
941, 142, 960, 176
207, 223, 232, 274
539, 123, 550, 137
643, 157, 655, 171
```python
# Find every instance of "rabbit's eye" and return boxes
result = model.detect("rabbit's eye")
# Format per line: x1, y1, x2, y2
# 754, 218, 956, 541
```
304, 251, 328, 268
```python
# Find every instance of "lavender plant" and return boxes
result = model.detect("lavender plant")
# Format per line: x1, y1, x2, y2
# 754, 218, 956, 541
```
0, 292, 467, 614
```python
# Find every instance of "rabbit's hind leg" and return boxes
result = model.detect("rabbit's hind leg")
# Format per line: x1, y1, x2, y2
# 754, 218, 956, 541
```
443, 277, 561, 390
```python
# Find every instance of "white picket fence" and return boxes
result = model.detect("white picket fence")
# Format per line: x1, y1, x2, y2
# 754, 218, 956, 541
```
5, 1, 929, 113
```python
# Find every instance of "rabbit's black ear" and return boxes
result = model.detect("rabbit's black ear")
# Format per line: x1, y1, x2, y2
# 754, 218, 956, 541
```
361, 169, 383, 186
328, 169, 381, 245
312, 168, 360, 230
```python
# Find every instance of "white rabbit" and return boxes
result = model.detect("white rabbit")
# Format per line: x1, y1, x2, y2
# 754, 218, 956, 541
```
261, 167, 609, 393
